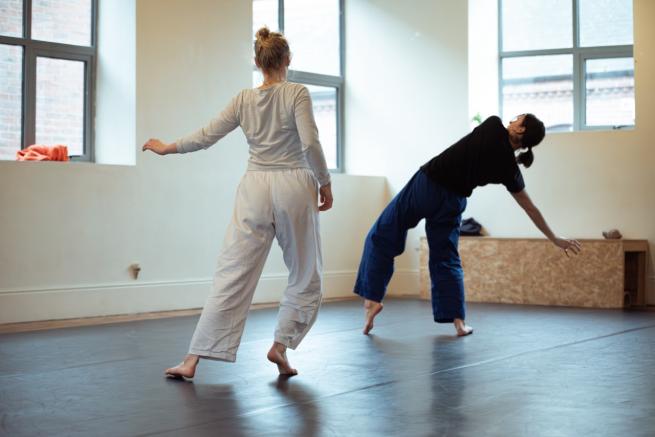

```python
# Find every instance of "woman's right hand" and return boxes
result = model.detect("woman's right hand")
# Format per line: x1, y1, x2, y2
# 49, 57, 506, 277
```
319, 183, 333, 212
142, 138, 175, 155
553, 237, 582, 257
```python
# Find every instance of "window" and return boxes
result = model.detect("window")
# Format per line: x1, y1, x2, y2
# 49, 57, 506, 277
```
0, 0, 97, 161
252, 0, 344, 171
499, 0, 634, 131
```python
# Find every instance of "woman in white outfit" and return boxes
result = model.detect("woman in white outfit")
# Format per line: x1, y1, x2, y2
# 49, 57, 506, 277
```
143, 27, 333, 377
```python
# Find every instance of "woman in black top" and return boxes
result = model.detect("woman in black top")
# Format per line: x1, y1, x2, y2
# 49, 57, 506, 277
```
354, 114, 581, 336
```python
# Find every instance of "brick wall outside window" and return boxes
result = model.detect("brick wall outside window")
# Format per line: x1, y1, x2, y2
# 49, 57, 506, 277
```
32, 0, 91, 46
36, 57, 85, 156
0, 0, 23, 37
0, 45, 22, 160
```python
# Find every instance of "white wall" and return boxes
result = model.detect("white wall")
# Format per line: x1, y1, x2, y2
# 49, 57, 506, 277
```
95, 0, 136, 165
466, 0, 655, 304
345, 0, 469, 291
0, 0, 388, 323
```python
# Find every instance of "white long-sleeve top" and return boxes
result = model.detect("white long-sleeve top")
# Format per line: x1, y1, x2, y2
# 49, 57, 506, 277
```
176, 82, 331, 187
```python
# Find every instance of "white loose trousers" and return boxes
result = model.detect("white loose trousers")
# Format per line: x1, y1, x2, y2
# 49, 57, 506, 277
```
188, 168, 323, 362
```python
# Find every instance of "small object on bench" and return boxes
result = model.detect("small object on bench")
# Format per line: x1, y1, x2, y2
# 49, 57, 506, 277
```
602, 228, 623, 239
460, 217, 483, 236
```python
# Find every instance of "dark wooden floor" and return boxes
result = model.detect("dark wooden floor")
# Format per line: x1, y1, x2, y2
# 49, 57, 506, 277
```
1, 298, 654, 437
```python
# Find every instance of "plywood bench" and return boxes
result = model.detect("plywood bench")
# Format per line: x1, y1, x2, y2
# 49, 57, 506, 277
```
419, 237, 649, 309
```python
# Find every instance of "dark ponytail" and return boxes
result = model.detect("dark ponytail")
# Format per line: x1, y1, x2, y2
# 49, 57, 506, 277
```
516, 113, 544, 168
517, 147, 534, 167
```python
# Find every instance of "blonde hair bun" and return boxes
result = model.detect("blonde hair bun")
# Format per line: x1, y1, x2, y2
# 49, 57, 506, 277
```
256, 27, 271, 41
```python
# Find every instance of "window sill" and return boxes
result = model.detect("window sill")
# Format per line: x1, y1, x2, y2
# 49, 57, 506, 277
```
547, 126, 636, 135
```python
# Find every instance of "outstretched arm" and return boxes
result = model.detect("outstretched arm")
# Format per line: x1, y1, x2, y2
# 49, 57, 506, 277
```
143, 95, 240, 156
511, 189, 581, 256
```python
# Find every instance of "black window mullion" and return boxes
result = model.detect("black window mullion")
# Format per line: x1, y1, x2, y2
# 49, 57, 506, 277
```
577, 53, 590, 131
33, 49, 94, 63
573, 0, 579, 48
27, 40, 95, 56
497, 0, 504, 120
24, 0, 32, 40
288, 71, 342, 87
23, 47, 36, 148
83, 56, 94, 161
573, 0, 581, 130
339, 0, 345, 79
339, 0, 345, 173
500, 48, 573, 58
73, 59, 93, 161
0, 37, 95, 57
83, 0, 98, 160
91, 0, 98, 48
336, 76, 344, 173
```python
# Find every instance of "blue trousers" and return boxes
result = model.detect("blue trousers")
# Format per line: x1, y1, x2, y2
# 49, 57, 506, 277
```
354, 170, 467, 323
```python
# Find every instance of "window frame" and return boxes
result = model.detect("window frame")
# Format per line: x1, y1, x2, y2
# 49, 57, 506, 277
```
254, 0, 345, 172
0, 0, 98, 161
498, 0, 634, 131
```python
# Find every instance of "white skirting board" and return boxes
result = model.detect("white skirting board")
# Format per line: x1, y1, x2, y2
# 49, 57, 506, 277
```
0, 270, 420, 324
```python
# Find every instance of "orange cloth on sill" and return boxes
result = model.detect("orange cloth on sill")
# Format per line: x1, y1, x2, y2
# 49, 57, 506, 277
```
16, 145, 70, 161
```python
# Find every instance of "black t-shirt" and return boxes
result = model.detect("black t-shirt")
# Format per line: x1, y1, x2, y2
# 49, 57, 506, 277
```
420, 116, 525, 197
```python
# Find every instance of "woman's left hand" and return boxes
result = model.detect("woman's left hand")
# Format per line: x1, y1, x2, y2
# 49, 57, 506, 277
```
319, 183, 333, 212
553, 237, 582, 257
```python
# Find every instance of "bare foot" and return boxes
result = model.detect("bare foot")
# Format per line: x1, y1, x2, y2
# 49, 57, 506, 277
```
363, 299, 384, 335
165, 354, 199, 379
454, 318, 473, 337
267, 342, 298, 376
